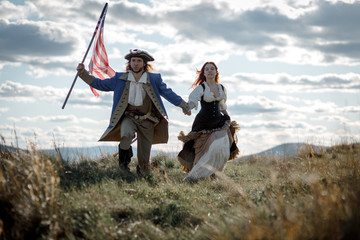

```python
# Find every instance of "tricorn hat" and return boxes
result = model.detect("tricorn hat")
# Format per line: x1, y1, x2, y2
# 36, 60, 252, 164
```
124, 49, 154, 62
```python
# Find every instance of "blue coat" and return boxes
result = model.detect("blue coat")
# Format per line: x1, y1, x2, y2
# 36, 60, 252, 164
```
86, 72, 183, 144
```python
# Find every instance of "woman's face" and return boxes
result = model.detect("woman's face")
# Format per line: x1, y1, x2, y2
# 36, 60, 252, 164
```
203, 63, 216, 80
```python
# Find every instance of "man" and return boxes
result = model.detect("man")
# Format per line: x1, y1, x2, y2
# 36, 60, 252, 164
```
77, 49, 190, 175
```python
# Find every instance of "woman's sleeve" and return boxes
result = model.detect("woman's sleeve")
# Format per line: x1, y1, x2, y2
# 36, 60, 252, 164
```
219, 85, 227, 111
188, 85, 203, 110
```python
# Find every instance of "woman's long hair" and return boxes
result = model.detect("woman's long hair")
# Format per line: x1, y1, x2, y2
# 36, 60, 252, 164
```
191, 62, 219, 88
126, 61, 154, 73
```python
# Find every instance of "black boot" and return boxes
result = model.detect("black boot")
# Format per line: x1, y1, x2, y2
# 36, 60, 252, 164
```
118, 145, 133, 172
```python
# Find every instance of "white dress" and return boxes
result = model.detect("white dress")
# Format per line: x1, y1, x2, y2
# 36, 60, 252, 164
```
178, 82, 239, 181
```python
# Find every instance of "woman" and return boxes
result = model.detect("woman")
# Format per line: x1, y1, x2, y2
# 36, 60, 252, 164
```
178, 62, 239, 181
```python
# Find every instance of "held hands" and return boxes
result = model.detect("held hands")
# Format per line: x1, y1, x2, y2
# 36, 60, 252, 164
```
179, 100, 191, 115
76, 63, 85, 74
183, 101, 192, 115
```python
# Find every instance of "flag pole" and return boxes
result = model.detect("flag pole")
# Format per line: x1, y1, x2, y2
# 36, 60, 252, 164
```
62, 2, 108, 109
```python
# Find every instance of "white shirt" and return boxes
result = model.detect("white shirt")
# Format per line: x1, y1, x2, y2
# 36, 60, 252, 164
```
188, 82, 227, 111
127, 71, 147, 106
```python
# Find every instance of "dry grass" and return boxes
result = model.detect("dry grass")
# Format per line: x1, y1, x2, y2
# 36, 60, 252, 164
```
0, 142, 62, 239
200, 143, 360, 240
1, 138, 359, 240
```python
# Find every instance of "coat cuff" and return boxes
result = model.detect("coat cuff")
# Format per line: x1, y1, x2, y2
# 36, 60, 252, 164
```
79, 70, 95, 85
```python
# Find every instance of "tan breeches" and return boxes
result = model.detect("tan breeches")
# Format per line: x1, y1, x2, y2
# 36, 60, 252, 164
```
119, 116, 154, 173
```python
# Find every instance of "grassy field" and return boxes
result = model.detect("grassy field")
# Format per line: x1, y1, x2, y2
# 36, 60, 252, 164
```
1, 140, 359, 240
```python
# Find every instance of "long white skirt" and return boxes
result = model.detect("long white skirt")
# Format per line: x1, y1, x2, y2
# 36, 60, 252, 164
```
183, 130, 230, 181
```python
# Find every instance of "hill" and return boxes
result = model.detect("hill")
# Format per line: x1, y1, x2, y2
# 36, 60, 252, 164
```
234, 142, 325, 162
1, 142, 359, 239
1, 142, 324, 162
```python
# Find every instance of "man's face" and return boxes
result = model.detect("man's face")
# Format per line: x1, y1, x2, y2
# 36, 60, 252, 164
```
130, 57, 145, 73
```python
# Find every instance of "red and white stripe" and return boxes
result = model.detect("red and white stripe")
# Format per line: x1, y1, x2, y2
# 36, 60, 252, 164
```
88, 7, 115, 97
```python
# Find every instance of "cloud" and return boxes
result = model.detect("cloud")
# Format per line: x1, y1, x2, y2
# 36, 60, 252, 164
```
227, 94, 359, 122
169, 119, 192, 128
240, 120, 309, 129
0, 1, 37, 20
161, 2, 285, 46
0, 0, 100, 75
7, 115, 105, 125
0, 80, 113, 108
228, 96, 285, 115
2, 0, 360, 77
341, 106, 360, 114
0, 80, 38, 99
316, 115, 360, 130
0, 107, 9, 113
302, 1, 360, 40
0, 124, 104, 149
224, 72, 360, 93
0, 20, 77, 60
155, 0, 360, 64
109, 1, 158, 25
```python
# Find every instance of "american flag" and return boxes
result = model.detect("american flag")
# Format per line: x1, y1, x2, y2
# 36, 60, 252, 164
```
88, 5, 115, 97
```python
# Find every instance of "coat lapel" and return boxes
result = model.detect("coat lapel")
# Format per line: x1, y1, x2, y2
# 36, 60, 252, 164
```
99, 75, 130, 141
143, 76, 167, 120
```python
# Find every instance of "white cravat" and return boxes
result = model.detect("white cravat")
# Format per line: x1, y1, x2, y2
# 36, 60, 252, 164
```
127, 71, 147, 106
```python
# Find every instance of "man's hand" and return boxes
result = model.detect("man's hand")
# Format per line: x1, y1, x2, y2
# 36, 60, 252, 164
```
179, 100, 191, 114
76, 63, 85, 74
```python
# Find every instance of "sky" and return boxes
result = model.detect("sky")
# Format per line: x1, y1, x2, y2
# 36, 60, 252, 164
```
0, 0, 359, 156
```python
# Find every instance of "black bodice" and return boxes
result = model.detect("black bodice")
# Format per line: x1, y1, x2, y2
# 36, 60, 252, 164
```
191, 100, 229, 132
198, 100, 222, 118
